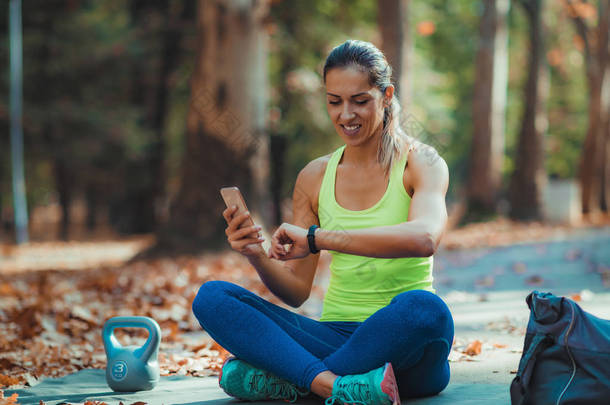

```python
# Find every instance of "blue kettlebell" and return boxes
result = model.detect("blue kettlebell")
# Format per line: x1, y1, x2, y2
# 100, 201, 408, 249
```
102, 316, 161, 392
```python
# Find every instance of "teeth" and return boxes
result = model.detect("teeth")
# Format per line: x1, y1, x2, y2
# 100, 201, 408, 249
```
344, 125, 360, 130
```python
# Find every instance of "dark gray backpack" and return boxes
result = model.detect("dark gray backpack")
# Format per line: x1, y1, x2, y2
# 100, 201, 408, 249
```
510, 291, 610, 405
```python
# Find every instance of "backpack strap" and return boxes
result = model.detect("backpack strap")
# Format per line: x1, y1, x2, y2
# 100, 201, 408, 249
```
510, 333, 554, 405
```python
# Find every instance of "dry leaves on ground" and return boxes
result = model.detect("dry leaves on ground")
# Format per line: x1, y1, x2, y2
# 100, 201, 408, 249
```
0, 249, 304, 389
449, 337, 519, 363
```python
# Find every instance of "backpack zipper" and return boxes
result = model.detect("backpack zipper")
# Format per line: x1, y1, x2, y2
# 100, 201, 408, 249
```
556, 300, 577, 405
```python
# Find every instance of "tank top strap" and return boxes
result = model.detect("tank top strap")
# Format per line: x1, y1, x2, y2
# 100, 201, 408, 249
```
389, 146, 409, 194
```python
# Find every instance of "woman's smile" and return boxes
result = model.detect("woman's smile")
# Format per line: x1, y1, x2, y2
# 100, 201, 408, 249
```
341, 124, 362, 136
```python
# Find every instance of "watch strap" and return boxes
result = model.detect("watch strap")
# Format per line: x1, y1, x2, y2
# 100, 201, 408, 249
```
307, 225, 320, 254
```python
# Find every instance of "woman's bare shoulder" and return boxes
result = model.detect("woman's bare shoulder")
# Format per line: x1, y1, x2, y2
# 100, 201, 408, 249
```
296, 153, 332, 191
293, 153, 333, 211
405, 138, 444, 169
403, 139, 448, 194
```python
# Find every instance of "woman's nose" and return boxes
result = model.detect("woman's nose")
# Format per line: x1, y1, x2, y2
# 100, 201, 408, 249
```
339, 104, 355, 121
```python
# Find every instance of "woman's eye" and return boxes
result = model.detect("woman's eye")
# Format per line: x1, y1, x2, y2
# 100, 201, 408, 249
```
355, 100, 368, 105
328, 100, 340, 105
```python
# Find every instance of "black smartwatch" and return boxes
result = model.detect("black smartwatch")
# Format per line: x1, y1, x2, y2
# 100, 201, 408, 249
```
307, 225, 320, 254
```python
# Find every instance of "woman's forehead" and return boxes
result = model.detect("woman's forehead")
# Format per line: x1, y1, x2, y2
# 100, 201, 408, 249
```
325, 66, 375, 96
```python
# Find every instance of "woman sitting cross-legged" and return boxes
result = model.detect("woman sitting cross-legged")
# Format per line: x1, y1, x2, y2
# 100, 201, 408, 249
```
192, 39, 454, 405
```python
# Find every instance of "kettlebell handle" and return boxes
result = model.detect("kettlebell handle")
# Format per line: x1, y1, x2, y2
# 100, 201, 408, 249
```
103, 316, 161, 363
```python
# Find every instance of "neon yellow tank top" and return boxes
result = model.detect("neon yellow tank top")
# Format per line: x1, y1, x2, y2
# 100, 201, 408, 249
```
318, 144, 434, 322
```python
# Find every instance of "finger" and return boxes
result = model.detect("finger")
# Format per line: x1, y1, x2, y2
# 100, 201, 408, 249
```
235, 211, 254, 230
222, 205, 238, 222
234, 236, 265, 250
228, 224, 262, 241
272, 231, 287, 246
228, 210, 251, 232
273, 244, 286, 257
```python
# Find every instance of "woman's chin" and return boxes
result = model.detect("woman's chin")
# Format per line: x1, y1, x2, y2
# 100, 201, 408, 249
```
337, 128, 366, 143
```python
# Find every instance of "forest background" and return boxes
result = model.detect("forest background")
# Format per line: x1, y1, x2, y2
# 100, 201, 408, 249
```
1, 0, 608, 250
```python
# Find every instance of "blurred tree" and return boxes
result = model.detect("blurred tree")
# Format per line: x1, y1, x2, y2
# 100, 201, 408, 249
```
119, 0, 194, 233
466, 0, 510, 219
378, 0, 413, 109
566, 0, 609, 216
267, 0, 377, 225
410, 1, 480, 201
158, 0, 271, 252
508, 0, 549, 220
2, 0, 159, 239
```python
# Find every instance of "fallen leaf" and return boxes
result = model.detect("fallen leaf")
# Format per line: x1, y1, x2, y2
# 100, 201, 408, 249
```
569, 293, 581, 302
0, 374, 20, 387
0, 391, 19, 405
525, 275, 544, 286
492, 343, 507, 349
512, 262, 527, 274
464, 340, 482, 356
475, 276, 495, 287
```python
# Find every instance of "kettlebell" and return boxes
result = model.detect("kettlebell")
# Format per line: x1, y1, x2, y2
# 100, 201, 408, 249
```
102, 316, 161, 392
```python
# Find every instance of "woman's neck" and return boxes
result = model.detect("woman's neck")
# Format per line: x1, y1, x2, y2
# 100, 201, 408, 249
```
340, 134, 383, 170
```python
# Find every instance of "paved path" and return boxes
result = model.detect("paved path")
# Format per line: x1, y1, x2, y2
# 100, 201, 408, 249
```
7, 227, 610, 404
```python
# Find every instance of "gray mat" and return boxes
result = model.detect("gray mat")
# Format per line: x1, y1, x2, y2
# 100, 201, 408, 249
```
6, 369, 509, 405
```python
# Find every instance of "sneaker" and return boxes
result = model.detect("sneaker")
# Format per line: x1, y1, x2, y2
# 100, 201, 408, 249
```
219, 356, 310, 403
325, 362, 400, 405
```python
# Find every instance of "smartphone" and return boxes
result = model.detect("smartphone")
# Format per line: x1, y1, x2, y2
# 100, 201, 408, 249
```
220, 186, 270, 251
220, 186, 255, 230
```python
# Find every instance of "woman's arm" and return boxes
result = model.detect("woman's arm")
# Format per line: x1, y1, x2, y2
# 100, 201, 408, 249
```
270, 146, 448, 260
317, 146, 448, 258
246, 161, 322, 307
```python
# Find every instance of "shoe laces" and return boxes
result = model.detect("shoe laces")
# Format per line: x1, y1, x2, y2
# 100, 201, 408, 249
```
325, 380, 371, 405
248, 371, 309, 403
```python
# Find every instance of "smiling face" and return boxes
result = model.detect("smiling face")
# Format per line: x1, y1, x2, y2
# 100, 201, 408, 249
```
325, 66, 392, 147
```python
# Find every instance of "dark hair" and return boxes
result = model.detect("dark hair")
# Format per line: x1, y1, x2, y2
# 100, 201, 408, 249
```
323, 40, 410, 175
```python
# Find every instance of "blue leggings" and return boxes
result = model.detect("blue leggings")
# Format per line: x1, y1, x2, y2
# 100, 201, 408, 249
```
192, 280, 454, 399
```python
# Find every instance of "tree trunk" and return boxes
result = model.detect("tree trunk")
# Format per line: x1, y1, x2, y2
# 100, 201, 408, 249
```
602, 121, 610, 212
158, 0, 270, 253
124, 0, 191, 233
377, 0, 412, 110
270, 133, 287, 225
466, 0, 510, 219
508, 0, 549, 220
582, 4, 610, 217
568, 0, 610, 216
602, 114, 610, 212
143, 0, 193, 231
54, 157, 71, 240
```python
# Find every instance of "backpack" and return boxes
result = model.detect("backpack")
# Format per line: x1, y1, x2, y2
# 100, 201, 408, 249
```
510, 291, 610, 405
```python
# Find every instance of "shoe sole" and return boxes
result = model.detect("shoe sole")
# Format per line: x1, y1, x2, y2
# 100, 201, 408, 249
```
380, 362, 401, 405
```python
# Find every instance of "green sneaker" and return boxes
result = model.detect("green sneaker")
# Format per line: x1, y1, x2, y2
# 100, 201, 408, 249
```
325, 363, 400, 405
219, 356, 310, 402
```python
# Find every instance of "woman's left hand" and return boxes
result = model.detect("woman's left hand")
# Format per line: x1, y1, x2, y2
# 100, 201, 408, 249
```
268, 223, 310, 260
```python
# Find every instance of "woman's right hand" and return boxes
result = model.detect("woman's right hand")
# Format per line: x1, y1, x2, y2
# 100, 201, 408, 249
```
222, 205, 265, 258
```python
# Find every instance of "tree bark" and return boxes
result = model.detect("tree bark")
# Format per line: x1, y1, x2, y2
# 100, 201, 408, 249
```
466, 0, 510, 219
54, 156, 71, 240
567, 0, 610, 217
508, 0, 549, 220
158, 0, 270, 253
602, 113, 610, 212
377, 0, 412, 110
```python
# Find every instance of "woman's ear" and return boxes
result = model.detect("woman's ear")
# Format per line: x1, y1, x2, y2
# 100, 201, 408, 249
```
383, 85, 395, 107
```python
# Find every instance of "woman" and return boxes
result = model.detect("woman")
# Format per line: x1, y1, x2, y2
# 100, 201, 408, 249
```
192, 40, 454, 405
